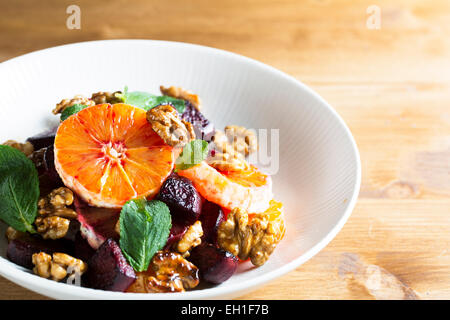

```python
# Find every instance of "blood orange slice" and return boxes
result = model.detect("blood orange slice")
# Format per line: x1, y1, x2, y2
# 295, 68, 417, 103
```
177, 161, 272, 213
54, 103, 175, 208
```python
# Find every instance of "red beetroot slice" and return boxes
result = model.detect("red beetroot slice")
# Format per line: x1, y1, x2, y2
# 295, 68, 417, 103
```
181, 101, 215, 142
74, 196, 120, 250
26, 127, 57, 150
188, 243, 238, 284
7, 235, 73, 269
74, 231, 96, 262
200, 201, 225, 246
156, 173, 202, 225
164, 222, 188, 250
86, 238, 136, 292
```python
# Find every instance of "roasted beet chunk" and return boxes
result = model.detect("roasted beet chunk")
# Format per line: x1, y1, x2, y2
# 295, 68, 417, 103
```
157, 173, 202, 225
32, 146, 64, 193
164, 222, 188, 250
26, 128, 57, 150
200, 201, 225, 246
6, 235, 72, 269
181, 101, 215, 142
74, 232, 96, 262
86, 238, 136, 292
74, 195, 120, 250
189, 243, 238, 284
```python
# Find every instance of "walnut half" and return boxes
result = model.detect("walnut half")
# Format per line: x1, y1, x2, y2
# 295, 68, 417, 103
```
2, 140, 34, 156
32, 252, 87, 281
217, 208, 285, 267
35, 187, 78, 240
146, 104, 195, 147
91, 91, 123, 105
127, 251, 199, 293
176, 221, 203, 256
207, 126, 257, 171
53, 94, 95, 115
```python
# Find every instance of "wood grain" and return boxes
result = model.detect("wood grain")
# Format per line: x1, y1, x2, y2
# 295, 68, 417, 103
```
0, 0, 449, 299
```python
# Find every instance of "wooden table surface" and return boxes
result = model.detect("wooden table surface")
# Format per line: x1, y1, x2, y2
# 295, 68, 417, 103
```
0, 0, 449, 300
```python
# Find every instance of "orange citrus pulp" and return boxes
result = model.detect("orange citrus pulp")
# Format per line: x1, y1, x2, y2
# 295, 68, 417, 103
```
177, 161, 273, 213
54, 103, 175, 208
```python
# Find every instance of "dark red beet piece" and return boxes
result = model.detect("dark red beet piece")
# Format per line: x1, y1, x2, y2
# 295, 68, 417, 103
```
164, 222, 188, 250
74, 196, 120, 250
74, 232, 96, 262
26, 127, 57, 150
181, 101, 215, 142
86, 238, 136, 292
7, 235, 73, 269
156, 173, 202, 225
200, 201, 225, 246
42, 147, 62, 186
189, 243, 238, 284
32, 147, 64, 195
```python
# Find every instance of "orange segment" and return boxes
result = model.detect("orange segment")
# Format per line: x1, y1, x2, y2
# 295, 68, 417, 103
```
54, 103, 175, 208
219, 165, 269, 188
249, 199, 283, 220
178, 161, 273, 213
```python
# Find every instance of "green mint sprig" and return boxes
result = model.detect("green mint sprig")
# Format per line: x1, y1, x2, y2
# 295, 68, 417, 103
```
0, 145, 39, 233
119, 199, 172, 272
60, 104, 88, 121
118, 86, 186, 113
175, 139, 209, 172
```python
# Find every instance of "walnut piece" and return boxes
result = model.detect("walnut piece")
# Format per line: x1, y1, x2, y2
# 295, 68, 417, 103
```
127, 251, 199, 293
32, 252, 87, 281
35, 187, 77, 239
91, 91, 123, 105
146, 104, 195, 147
2, 140, 34, 156
207, 148, 248, 171
28, 147, 46, 168
160, 85, 201, 110
177, 221, 203, 256
53, 94, 95, 115
224, 125, 258, 156
5, 226, 26, 242
35, 216, 70, 240
207, 128, 256, 171
217, 208, 284, 266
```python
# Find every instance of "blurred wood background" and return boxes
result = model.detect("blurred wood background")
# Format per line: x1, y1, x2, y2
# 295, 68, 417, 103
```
0, 0, 449, 299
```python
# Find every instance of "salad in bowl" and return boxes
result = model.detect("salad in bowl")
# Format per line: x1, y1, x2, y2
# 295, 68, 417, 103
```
0, 86, 285, 293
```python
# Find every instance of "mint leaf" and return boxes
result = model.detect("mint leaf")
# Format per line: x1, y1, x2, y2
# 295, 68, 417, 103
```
0, 145, 39, 233
60, 104, 88, 121
121, 86, 186, 113
175, 139, 209, 171
145, 96, 186, 113
119, 199, 172, 272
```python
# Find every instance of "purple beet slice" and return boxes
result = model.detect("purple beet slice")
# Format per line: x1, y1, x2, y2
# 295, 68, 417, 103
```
74, 232, 96, 262
26, 127, 57, 150
189, 243, 238, 284
74, 196, 120, 250
181, 101, 215, 142
32, 146, 64, 194
164, 222, 189, 250
6, 234, 73, 269
42, 146, 63, 186
63, 219, 81, 242
200, 201, 225, 246
86, 238, 136, 292
156, 173, 202, 225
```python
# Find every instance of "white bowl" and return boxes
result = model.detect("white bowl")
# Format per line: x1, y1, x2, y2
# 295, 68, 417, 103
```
0, 40, 360, 299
